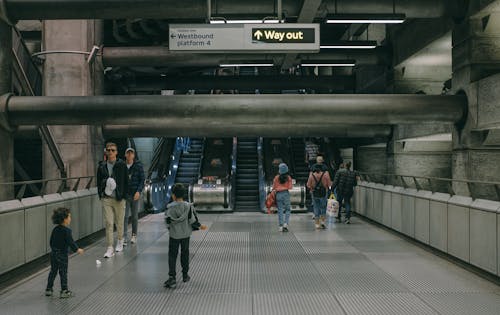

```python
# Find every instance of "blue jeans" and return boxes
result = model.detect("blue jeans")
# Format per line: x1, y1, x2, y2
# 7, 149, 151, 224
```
312, 196, 327, 218
337, 194, 352, 219
276, 191, 291, 226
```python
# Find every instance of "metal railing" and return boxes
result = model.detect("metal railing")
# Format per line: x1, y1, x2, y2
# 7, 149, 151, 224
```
0, 176, 94, 200
358, 172, 500, 201
12, 27, 67, 179
12, 26, 42, 96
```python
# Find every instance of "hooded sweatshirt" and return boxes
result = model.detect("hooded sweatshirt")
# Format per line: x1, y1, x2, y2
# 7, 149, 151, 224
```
166, 201, 196, 239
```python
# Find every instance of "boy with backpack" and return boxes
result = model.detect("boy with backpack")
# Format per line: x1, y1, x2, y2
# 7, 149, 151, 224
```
164, 183, 203, 289
307, 164, 332, 229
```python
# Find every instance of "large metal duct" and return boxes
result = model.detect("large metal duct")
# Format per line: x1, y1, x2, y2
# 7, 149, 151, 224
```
1, 0, 451, 22
102, 124, 393, 138
102, 46, 389, 67
123, 75, 355, 91
14, 124, 391, 138
1, 94, 466, 128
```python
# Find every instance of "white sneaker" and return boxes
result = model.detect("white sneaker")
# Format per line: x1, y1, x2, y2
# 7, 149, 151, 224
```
278, 226, 283, 232
115, 240, 124, 252
131, 234, 137, 244
104, 247, 114, 258
315, 224, 320, 229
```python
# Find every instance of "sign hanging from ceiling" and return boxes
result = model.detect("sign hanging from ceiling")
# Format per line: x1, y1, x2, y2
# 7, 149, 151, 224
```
169, 24, 319, 52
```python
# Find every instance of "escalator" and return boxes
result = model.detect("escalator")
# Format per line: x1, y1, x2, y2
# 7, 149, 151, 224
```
290, 138, 312, 210
175, 138, 203, 186
235, 138, 260, 211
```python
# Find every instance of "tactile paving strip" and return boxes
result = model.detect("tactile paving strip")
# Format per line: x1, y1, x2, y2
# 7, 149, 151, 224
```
299, 240, 360, 254
336, 293, 438, 315
254, 293, 345, 315
324, 272, 410, 293
69, 292, 170, 315
159, 293, 252, 315
308, 253, 387, 274
416, 292, 500, 315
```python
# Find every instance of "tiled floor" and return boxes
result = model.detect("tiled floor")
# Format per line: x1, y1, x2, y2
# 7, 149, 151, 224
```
1, 213, 499, 315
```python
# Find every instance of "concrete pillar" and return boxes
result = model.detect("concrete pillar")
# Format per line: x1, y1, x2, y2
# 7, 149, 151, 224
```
452, 5, 500, 199
42, 20, 104, 192
388, 134, 452, 191
0, 21, 14, 200
355, 143, 387, 183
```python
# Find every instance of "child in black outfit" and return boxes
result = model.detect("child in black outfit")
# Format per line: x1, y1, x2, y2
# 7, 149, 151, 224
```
45, 207, 84, 298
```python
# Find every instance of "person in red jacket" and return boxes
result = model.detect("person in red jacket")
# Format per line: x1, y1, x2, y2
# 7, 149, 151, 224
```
272, 163, 293, 232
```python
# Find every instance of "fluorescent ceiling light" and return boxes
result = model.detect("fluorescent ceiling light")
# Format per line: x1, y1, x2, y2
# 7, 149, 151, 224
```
301, 60, 355, 67
220, 62, 274, 67
210, 19, 281, 24
326, 14, 405, 24
320, 45, 376, 49
320, 40, 377, 49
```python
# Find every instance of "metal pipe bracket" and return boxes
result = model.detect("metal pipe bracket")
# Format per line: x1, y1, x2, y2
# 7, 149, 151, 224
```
0, 0, 14, 25
0, 93, 14, 132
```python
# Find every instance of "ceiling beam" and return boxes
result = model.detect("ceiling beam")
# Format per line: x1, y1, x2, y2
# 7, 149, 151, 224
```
118, 75, 355, 91
280, 0, 324, 70
102, 46, 390, 67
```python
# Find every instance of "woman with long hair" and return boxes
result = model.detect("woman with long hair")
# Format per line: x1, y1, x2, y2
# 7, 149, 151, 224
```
272, 163, 293, 232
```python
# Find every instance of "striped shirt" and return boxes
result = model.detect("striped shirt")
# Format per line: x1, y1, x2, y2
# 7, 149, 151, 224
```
305, 142, 319, 161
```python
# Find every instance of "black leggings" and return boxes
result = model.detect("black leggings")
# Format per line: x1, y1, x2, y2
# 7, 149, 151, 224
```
46, 250, 69, 291
168, 237, 190, 277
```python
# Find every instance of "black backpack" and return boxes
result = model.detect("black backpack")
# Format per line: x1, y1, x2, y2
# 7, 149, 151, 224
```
312, 172, 326, 198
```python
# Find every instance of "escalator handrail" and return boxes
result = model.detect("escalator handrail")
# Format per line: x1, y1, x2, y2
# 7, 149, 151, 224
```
288, 137, 298, 179
164, 137, 183, 208
12, 27, 42, 96
196, 137, 205, 181
230, 137, 237, 210
257, 137, 266, 211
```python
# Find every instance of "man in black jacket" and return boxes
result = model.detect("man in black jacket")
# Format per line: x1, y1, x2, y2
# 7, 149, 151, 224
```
97, 142, 129, 258
123, 147, 145, 245
332, 161, 359, 224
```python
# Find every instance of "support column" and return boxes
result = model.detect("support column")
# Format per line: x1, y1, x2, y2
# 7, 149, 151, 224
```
0, 21, 13, 200
452, 5, 500, 199
42, 20, 104, 192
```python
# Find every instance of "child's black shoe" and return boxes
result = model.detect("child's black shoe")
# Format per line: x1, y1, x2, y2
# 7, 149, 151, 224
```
60, 290, 74, 298
183, 274, 191, 283
164, 277, 176, 289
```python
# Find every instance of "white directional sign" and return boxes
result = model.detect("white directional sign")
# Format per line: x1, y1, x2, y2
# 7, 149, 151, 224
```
169, 24, 319, 52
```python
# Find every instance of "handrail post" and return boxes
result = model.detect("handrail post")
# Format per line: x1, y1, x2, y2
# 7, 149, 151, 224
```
85, 177, 93, 189
400, 176, 408, 188
412, 177, 421, 190
494, 184, 500, 201
447, 180, 455, 196
16, 184, 26, 200
428, 178, 434, 193
72, 178, 81, 191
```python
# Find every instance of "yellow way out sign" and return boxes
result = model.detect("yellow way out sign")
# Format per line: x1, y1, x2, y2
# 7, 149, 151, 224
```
252, 28, 315, 43
170, 23, 319, 52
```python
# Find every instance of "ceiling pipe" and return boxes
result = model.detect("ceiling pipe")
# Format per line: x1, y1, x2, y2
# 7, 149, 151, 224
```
102, 46, 389, 67
0, 0, 451, 21
15, 124, 391, 138
102, 124, 393, 138
1, 94, 466, 128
